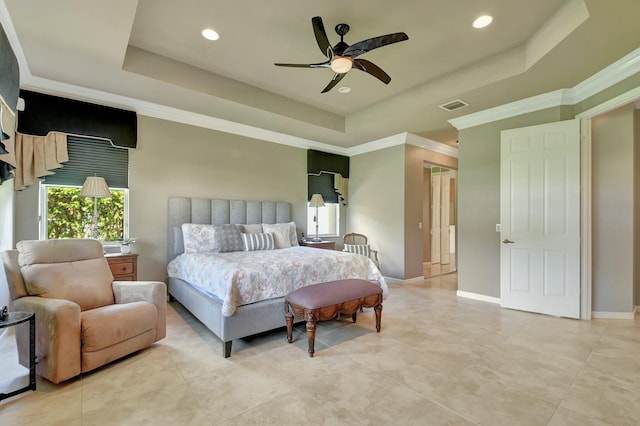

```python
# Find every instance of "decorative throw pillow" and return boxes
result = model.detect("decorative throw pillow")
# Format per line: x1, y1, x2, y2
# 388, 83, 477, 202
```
240, 224, 263, 234
284, 221, 299, 247
182, 223, 217, 253
261, 223, 292, 249
344, 244, 371, 257
241, 232, 275, 251
213, 224, 244, 252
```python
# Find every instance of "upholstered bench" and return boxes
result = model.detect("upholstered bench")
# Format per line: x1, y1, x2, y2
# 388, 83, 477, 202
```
284, 279, 383, 357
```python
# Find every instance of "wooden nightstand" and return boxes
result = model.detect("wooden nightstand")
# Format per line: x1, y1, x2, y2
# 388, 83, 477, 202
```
105, 253, 138, 281
299, 240, 336, 250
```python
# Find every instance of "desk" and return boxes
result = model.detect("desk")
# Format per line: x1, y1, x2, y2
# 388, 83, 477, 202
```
0, 311, 36, 401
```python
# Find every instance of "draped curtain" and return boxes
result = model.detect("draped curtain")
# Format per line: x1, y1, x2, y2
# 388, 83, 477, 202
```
13, 132, 69, 190
0, 95, 17, 185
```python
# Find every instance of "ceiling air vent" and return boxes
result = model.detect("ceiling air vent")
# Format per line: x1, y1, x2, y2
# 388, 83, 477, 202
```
438, 99, 469, 112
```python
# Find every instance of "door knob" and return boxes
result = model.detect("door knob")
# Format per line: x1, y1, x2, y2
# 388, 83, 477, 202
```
502, 239, 515, 244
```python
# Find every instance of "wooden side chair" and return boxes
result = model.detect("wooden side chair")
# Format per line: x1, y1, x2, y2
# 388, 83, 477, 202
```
342, 232, 381, 270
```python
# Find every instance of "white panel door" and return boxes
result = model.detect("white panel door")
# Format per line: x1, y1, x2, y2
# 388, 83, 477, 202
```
440, 171, 451, 265
500, 119, 581, 318
431, 172, 441, 264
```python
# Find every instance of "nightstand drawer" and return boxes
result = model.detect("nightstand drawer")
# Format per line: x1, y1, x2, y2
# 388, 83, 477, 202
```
109, 262, 134, 276
105, 253, 138, 281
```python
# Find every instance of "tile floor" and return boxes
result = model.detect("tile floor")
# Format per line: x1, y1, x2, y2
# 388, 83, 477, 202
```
1, 273, 640, 425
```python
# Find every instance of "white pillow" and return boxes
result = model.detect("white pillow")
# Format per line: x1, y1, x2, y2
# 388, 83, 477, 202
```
241, 232, 275, 251
181, 223, 217, 253
262, 223, 293, 249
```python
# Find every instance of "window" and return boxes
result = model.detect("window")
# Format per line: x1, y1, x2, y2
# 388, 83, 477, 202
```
306, 202, 340, 239
40, 184, 128, 242
38, 134, 130, 242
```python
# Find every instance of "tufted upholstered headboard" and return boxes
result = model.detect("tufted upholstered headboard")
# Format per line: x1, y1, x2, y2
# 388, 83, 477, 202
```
168, 197, 292, 260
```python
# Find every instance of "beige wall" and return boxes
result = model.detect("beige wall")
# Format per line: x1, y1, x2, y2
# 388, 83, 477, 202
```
636, 109, 640, 307
592, 103, 636, 313
349, 145, 405, 279
130, 116, 308, 280
0, 181, 13, 310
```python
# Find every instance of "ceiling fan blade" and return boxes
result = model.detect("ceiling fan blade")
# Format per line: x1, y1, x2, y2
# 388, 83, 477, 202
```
321, 73, 347, 93
353, 59, 391, 84
343, 32, 409, 58
274, 61, 330, 68
312, 16, 333, 58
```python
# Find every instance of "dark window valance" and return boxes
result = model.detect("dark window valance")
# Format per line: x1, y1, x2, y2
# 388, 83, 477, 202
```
43, 135, 128, 188
307, 150, 349, 205
307, 149, 349, 177
17, 90, 137, 149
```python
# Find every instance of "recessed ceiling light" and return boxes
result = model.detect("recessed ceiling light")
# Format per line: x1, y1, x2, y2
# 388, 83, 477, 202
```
337, 86, 351, 94
201, 28, 220, 41
472, 15, 493, 29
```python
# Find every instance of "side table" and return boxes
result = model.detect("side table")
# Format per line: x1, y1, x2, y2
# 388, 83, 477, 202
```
105, 253, 138, 281
0, 311, 36, 401
299, 240, 336, 250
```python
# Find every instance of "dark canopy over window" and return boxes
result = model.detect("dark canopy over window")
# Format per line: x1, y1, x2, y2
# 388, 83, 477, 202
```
307, 149, 349, 205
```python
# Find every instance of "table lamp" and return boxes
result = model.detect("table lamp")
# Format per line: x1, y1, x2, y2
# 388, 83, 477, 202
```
80, 176, 111, 239
309, 193, 325, 242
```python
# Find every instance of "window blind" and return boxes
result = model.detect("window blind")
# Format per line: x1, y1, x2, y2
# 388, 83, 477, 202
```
308, 173, 338, 203
43, 135, 128, 188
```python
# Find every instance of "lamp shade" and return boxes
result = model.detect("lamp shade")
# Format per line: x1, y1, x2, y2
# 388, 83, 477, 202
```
330, 56, 353, 74
309, 193, 325, 208
79, 176, 111, 198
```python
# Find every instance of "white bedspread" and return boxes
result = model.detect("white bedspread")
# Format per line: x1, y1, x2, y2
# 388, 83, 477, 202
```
167, 246, 388, 316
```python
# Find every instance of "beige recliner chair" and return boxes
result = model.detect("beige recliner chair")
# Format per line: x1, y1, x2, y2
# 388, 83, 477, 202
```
1, 239, 166, 384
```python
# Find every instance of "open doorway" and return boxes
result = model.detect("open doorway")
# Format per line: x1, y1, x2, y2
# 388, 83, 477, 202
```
423, 163, 457, 278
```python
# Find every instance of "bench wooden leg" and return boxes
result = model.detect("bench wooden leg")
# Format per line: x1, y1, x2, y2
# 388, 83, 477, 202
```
306, 311, 317, 357
374, 304, 382, 332
285, 310, 294, 344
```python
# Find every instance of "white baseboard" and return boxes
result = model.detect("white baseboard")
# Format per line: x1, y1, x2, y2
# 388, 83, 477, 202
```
384, 276, 425, 285
456, 290, 501, 305
592, 311, 635, 320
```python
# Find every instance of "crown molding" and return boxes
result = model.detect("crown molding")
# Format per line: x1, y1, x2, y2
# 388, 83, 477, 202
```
448, 89, 573, 130
404, 133, 458, 158
345, 133, 406, 156
449, 46, 640, 130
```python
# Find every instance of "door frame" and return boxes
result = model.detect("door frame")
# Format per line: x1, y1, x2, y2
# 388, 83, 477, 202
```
577, 84, 640, 320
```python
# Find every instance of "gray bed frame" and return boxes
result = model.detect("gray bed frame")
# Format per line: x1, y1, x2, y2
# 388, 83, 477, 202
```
167, 197, 302, 357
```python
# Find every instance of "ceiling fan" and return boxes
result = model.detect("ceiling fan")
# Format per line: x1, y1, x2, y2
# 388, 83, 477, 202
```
274, 16, 409, 93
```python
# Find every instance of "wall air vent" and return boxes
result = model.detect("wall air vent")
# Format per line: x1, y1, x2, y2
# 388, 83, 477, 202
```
438, 99, 469, 112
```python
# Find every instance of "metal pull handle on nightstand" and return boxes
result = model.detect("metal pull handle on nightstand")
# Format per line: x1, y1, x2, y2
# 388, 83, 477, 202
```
502, 239, 515, 244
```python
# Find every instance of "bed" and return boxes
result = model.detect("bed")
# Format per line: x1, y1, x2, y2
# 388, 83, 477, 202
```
167, 197, 387, 357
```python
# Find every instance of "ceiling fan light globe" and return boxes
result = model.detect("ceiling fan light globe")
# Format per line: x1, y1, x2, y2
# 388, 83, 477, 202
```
330, 56, 353, 74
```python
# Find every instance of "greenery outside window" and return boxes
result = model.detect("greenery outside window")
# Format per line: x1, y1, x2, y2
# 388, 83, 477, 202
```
40, 183, 128, 242
306, 202, 340, 238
